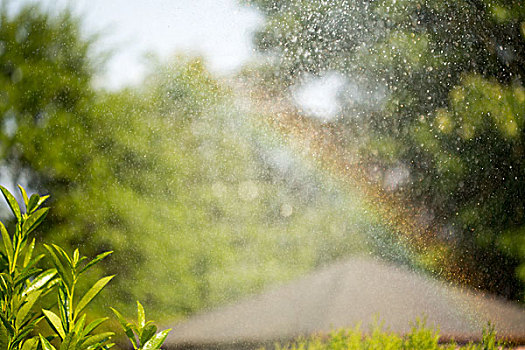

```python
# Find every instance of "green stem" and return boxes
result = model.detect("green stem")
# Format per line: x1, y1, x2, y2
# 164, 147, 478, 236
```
70, 282, 75, 326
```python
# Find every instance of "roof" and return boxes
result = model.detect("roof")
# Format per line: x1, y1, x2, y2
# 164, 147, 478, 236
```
164, 256, 525, 348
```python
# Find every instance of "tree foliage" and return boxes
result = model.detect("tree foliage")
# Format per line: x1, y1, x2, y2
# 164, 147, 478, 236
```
0, 3, 373, 319
246, 0, 525, 298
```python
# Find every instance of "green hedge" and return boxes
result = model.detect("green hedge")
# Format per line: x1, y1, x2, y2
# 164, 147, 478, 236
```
272, 321, 502, 350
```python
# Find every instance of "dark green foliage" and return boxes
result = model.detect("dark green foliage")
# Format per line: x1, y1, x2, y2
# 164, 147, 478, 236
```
246, 0, 525, 299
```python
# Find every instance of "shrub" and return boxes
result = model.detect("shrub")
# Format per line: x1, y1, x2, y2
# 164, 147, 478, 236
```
0, 185, 170, 350
0, 185, 56, 350
39, 245, 114, 350
272, 320, 501, 350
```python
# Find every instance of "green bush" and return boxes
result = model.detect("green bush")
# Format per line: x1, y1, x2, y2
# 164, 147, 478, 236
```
272, 321, 501, 350
0, 185, 55, 350
0, 185, 170, 350
40, 245, 114, 350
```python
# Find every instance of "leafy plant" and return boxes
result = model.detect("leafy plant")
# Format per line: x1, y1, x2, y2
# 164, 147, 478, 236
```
0, 185, 173, 350
403, 319, 441, 350
40, 245, 114, 350
478, 324, 500, 350
272, 321, 503, 350
111, 301, 171, 350
0, 185, 57, 350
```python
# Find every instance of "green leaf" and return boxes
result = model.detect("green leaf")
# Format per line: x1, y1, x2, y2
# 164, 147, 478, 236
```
18, 254, 45, 281
0, 221, 13, 266
72, 249, 79, 267
49, 244, 73, 269
59, 331, 78, 350
23, 239, 35, 268
0, 274, 9, 295
0, 252, 8, 272
22, 208, 49, 236
26, 194, 48, 215
137, 301, 145, 329
44, 245, 73, 291
23, 269, 57, 296
83, 317, 108, 336
142, 329, 171, 350
0, 185, 21, 222
78, 251, 112, 275
39, 334, 58, 350
16, 289, 43, 328
140, 324, 157, 346
0, 311, 15, 336
21, 337, 40, 350
42, 309, 66, 340
73, 314, 85, 336
110, 308, 126, 329
17, 316, 45, 338
12, 327, 34, 349
36, 195, 50, 210
26, 195, 40, 215
111, 308, 137, 348
0, 321, 8, 350
80, 332, 114, 349
74, 275, 113, 319
14, 267, 41, 289
18, 185, 29, 208
58, 286, 70, 333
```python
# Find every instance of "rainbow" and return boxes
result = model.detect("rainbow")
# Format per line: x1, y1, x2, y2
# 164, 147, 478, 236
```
252, 99, 476, 288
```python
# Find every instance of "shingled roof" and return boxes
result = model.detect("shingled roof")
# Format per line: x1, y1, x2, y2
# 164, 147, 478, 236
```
164, 256, 525, 349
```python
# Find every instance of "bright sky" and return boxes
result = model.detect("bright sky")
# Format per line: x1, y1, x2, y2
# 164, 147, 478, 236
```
293, 72, 347, 121
12, 0, 341, 116
15, 0, 264, 89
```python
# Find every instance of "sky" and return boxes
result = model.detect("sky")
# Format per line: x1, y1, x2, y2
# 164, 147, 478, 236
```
293, 72, 347, 121
15, 0, 264, 89
12, 0, 341, 117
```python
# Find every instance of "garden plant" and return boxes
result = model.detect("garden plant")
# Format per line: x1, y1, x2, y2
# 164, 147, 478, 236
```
0, 185, 171, 350
273, 321, 503, 350
111, 302, 171, 350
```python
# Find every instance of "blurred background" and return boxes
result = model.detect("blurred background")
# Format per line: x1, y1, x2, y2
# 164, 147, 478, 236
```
0, 0, 524, 322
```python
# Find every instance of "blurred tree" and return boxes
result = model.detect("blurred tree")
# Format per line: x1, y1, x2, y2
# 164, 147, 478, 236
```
0, 3, 371, 320
245, 0, 525, 299
110, 57, 371, 315
0, 3, 160, 314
